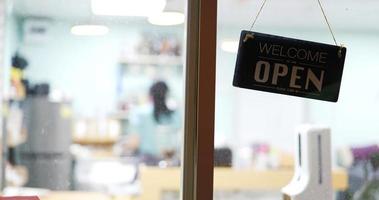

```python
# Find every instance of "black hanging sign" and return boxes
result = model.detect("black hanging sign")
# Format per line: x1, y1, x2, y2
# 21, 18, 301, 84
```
233, 31, 347, 102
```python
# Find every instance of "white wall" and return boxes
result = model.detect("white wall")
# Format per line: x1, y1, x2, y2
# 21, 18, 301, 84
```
14, 19, 183, 117
215, 27, 379, 152
21, 21, 120, 116
307, 32, 379, 147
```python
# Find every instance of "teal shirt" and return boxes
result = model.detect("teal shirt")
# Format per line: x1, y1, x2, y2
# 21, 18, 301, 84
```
129, 105, 181, 156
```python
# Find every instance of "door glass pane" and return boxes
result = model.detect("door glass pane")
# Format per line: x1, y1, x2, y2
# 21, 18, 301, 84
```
215, 0, 379, 199
1, 0, 186, 200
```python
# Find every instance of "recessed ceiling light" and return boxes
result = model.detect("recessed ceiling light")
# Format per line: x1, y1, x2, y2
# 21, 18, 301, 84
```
91, 0, 166, 17
221, 40, 239, 53
71, 25, 109, 36
148, 11, 185, 26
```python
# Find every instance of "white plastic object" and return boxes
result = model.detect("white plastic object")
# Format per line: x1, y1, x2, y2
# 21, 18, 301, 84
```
282, 125, 332, 200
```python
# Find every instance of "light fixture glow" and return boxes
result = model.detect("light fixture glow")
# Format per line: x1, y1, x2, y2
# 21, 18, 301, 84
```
221, 40, 239, 53
71, 25, 109, 36
91, 0, 166, 17
148, 11, 185, 26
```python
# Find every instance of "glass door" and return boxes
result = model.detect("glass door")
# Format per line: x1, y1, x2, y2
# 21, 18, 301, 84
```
214, 0, 379, 199
0, 0, 207, 200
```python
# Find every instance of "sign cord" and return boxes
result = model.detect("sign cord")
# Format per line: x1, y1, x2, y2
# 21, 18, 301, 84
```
249, 0, 339, 46
316, 0, 338, 46
249, 0, 268, 31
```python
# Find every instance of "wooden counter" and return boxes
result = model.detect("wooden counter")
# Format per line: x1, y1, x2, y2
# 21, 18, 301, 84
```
39, 192, 111, 200
136, 167, 348, 200
39, 167, 348, 200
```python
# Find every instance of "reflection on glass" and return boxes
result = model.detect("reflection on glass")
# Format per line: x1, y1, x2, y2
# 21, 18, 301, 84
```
1, 0, 185, 199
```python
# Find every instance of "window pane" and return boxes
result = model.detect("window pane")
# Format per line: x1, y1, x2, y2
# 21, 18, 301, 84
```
215, 0, 379, 199
1, 0, 186, 200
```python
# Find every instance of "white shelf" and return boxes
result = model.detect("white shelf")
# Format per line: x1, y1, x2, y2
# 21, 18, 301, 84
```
109, 111, 129, 120
119, 54, 183, 66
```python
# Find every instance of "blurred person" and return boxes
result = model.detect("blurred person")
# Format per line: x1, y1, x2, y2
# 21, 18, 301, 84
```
129, 81, 181, 163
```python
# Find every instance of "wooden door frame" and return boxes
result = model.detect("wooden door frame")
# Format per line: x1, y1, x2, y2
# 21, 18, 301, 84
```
181, 0, 217, 199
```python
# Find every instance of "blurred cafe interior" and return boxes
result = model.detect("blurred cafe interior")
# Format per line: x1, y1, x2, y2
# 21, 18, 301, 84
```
0, 0, 379, 200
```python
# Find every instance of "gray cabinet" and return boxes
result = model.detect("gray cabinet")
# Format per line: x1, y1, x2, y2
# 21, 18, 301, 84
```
19, 97, 72, 190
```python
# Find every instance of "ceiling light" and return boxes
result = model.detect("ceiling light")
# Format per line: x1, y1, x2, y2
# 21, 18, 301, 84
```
148, 11, 185, 26
221, 40, 239, 53
71, 25, 109, 36
91, 0, 166, 17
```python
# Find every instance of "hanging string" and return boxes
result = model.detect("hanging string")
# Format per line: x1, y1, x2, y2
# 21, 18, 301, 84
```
249, 0, 268, 31
316, 0, 338, 46
248, 0, 339, 46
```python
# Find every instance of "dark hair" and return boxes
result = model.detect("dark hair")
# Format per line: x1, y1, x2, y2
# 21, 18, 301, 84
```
150, 81, 173, 123
12, 53, 28, 70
